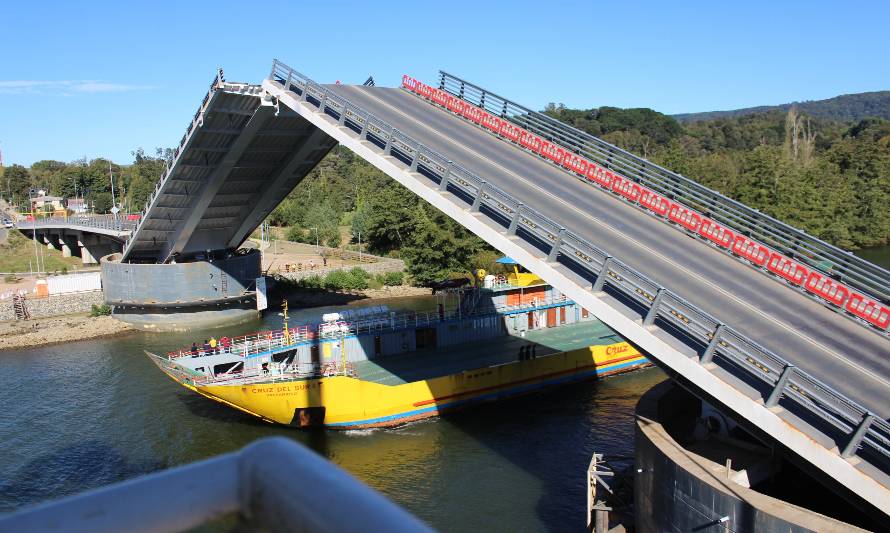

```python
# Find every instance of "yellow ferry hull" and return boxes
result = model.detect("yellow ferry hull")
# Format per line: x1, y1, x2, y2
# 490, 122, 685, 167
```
153, 342, 648, 428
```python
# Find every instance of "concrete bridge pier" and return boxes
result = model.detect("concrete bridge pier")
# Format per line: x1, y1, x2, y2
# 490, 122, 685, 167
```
61, 240, 73, 258
43, 233, 60, 251
101, 249, 262, 331
75, 234, 121, 265
59, 233, 80, 259
78, 239, 98, 265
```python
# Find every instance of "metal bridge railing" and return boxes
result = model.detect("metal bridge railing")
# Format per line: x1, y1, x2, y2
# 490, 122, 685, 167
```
122, 71, 225, 258
121, 71, 264, 259
0, 437, 432, 533
436, 72, 890, 306
269, 58, 889, 472
16, 214, 137, 233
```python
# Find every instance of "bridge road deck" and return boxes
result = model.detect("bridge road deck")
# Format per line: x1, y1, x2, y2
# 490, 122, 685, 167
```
328, 84, 890, 419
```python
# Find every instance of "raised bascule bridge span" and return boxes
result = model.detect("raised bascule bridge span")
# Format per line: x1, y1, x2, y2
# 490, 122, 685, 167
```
103, 60, 890, 518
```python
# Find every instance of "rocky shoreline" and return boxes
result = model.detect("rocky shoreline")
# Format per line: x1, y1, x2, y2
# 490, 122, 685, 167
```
1, 284, 433, 350
278, 284, 433, 308
0, 314, 136, 351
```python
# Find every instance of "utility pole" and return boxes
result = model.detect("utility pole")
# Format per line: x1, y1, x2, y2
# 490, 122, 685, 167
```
0, 142, 8, 204
108, 161, 119, 217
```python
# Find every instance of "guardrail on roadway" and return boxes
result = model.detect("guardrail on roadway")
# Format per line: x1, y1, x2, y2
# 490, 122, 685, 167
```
436, 72, 890, 308
16, 214, 137, 234
270, 58, 889, 476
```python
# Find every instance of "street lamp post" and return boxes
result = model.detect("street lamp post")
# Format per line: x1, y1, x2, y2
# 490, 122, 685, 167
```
28, 189, 41, 275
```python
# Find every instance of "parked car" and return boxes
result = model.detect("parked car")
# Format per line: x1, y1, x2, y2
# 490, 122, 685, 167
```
2, 218, 13, 229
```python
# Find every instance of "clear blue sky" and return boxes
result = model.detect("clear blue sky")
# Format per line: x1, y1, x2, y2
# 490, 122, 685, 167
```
2, 0, 888, 166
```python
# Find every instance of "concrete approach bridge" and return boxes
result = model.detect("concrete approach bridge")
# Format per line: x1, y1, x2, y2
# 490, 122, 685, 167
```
16, 214, 134, 264
20, 60, 890, 518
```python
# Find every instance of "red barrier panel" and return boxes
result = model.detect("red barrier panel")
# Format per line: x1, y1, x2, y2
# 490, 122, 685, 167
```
500, 121, 521, 142
612, 177, 642, 202
699, 219, 735, 249
563, 154, 588, 175
804, 272, 850, 307
639, 190, 670, 217
588, 166, 615, 189
767, 253, 808, 286
402, 75, 419, 91
481, 113, 502, 134
417, 83, 434, 99
668, 203, 702, 232
462, 104, 485, 124
540, 141, 564, 164
845, 293, 890, 329
447, 95, 464, 114
732, 236, 770, 267
519, 130, 541, 152
431, 88, 449, 106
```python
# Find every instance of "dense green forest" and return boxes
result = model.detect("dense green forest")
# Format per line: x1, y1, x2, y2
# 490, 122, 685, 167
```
0, 148, 169, 214
3, 99, 889, 284
543, 104, 890, 249
673, 90, 890, 123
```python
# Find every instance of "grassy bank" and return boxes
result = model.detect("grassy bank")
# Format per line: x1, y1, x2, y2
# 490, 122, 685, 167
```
0, 230, 84, 273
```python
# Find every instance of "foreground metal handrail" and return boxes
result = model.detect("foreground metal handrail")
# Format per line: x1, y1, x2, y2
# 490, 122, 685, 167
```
269, 58, 889, 469
0, 437, 432, 533
437, 71, 890, 305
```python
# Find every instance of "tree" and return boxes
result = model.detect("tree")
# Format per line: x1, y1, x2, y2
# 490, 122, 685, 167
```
400, 205, 486, 285
3, 164, 31, 206
93, 192, 113, 213
351, 199, 369, 243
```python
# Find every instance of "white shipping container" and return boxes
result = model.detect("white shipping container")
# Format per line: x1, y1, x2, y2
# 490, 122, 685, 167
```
47, 271, 102, 295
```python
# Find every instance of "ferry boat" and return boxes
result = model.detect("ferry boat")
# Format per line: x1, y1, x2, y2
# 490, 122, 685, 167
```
147, 262, 650, 428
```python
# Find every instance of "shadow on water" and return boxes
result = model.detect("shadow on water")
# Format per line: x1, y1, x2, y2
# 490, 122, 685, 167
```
0, 441, 164, 513
425, 368, 664, 532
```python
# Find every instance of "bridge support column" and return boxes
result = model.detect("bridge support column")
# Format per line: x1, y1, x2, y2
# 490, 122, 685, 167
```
79, 240, 97, 265
102, 249, 262, 331
61, 235, 81, 259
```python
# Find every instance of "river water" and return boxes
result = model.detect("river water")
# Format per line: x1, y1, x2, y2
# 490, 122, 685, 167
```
0, 295, 663, 531
854, 243, 890, 269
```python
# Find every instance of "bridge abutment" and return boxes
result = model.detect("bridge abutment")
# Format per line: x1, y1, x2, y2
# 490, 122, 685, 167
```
100, 249, 262, 332
634, 381, 876, 532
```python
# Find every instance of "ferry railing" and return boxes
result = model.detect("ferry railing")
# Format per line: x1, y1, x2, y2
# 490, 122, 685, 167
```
269, 58, 890, 471
0, 437, 432, 533
169, 299, 577, 362
191, 361, 357, 386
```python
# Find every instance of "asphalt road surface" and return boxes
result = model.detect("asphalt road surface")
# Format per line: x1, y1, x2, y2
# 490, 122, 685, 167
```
329, 84, 890, 418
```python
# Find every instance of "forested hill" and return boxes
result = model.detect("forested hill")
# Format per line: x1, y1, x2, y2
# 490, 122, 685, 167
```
543, 103, 890, 250
674, 91, 890, 123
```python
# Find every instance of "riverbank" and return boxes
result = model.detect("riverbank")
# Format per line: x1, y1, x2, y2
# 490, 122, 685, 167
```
1, 285, 434, 350
0, 314, 136, 351
281, 284, 432, 308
